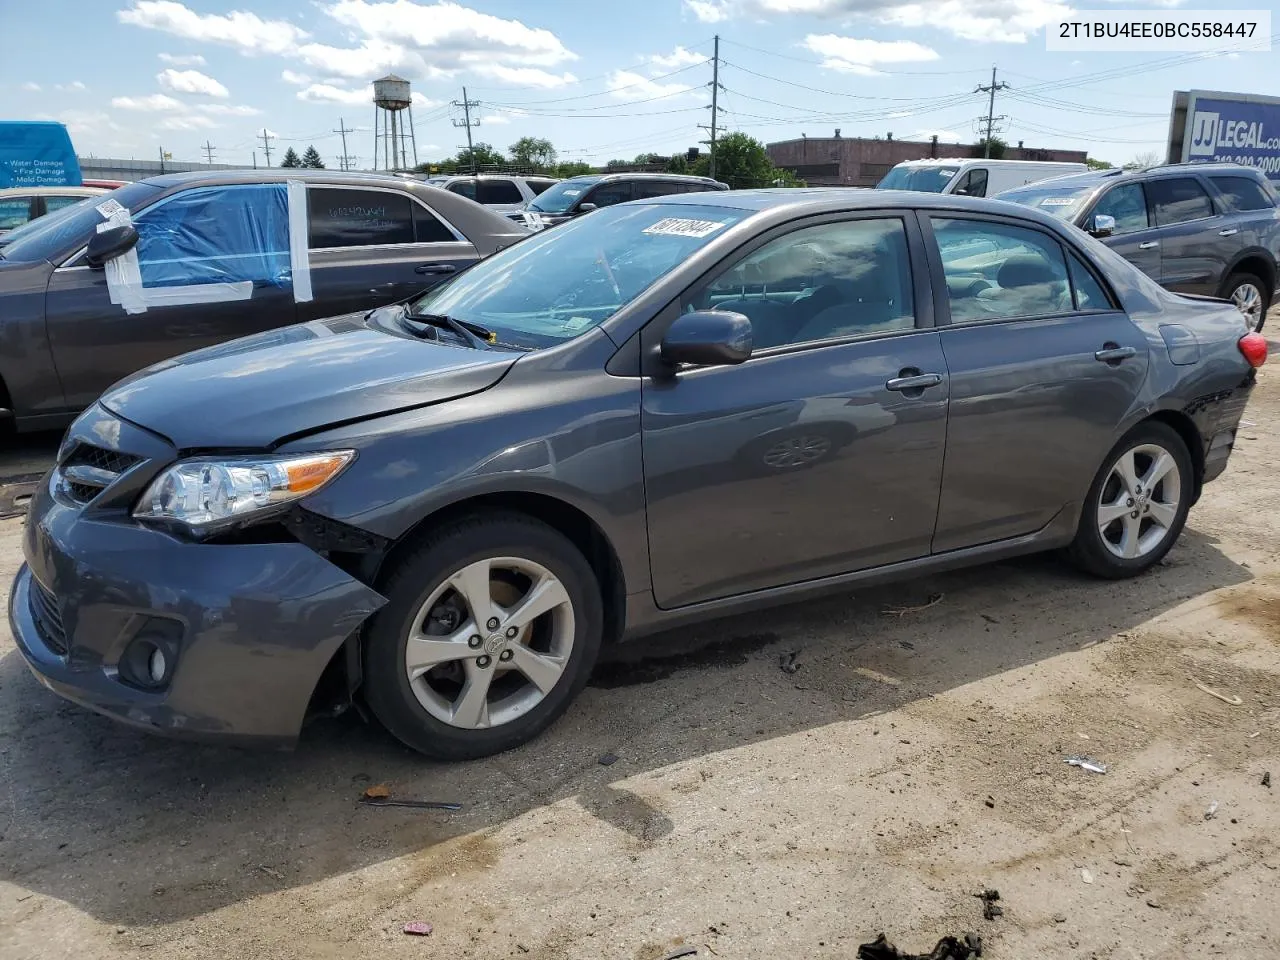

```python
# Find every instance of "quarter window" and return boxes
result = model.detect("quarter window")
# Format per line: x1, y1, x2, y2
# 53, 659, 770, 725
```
477, 179, 523, 204
932, 217, 1072, 323
1208, 175, 1275, 212
1147, 177, 1214, 226
308, 188, 416, 248
1092, 183, 1149, 234
686, 217, 916, 349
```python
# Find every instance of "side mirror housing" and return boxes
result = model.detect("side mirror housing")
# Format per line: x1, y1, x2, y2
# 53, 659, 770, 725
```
576, 202, 598, 214
85, 224, 139, 269
1087, 213, 1116, 239
660, 310, 753, 368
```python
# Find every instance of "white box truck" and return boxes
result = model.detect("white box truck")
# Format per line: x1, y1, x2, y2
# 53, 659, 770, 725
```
876, 158, 1087, 197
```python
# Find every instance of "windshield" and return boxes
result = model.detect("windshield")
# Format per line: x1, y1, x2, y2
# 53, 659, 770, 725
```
409, 202, 748, 348
996, 182, 1097, 221
877, 165, 960, 193
528, 177, 600, 214
2, 181, 161, 262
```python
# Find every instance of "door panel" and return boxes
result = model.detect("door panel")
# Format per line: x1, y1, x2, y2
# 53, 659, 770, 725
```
1146, 177, 1226, 295
1091, 182, 1161, 280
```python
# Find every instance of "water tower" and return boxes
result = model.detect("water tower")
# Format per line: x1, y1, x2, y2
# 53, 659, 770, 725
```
373, 74, 418, 171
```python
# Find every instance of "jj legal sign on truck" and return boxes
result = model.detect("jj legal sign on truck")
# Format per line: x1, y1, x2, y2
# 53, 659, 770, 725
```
0, 121, 82, 188
1167, 90, 1280, 180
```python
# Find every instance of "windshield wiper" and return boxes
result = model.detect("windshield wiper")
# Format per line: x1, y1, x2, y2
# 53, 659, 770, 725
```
401, 308, 494, 350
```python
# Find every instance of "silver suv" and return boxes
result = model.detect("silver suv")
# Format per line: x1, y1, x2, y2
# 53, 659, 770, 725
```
423, 174, 559, 214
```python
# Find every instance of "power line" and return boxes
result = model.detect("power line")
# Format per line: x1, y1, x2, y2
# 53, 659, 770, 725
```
975, 66, 1010, 158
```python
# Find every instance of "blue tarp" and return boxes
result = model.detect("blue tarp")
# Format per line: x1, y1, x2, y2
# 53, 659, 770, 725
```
0, 121, 82, 188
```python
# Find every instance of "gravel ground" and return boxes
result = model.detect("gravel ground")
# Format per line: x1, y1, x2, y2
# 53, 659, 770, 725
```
1, 356, 1276, 960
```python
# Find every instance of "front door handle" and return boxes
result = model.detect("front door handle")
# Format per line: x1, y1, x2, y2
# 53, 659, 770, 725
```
416, 262, 457, 275
1095, 344, 1137, 364
1138, 241, 1160, 250
886, 372, 943, 393
1219, 228, 1239, 237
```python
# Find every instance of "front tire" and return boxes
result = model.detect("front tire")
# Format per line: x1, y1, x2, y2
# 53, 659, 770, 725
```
362, 513, 603, 760
1066, 422, 1193, 579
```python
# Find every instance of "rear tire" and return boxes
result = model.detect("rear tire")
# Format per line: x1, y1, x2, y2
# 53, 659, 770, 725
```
1220, 271, 1269, 334
1066, 422, 1193, 579
362, 513, 603, 760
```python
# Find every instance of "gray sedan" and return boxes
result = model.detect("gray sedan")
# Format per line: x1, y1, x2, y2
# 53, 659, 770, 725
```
11, 189, 1267, 760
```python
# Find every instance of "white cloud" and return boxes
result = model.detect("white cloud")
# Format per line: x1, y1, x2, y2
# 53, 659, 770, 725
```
55, 81, 87, 92
685, 0, 731, 21
297, 83, 371, 104
262, 128, 279, 139
804, 35, 939, 75
281, 69, 312, 85
606, 69, 696, 99
197, 103, 262, 116
650, 46, 706, 70
21, 82, 41, 92
58, 109, 122, 136
480, 114, 512, 124
111, 93, 184, 111
908, 128, 962, 142
471, 64, 577, 88
157, 114, 219, 131
158, 52, 206, 65
157, 68, 230, 97
888, 109, 915, 119
118, 1, 308, 55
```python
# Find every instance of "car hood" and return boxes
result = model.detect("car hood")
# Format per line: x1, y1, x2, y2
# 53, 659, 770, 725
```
100, 310, 522, 449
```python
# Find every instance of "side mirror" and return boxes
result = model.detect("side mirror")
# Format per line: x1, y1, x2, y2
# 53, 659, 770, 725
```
661, 310, 753, 368
576, 202, 598, 214
1087, 213, 1116, 239
85, 224, 139, 269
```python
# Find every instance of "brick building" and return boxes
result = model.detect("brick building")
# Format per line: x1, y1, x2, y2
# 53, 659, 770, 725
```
766, 132, 1089, 187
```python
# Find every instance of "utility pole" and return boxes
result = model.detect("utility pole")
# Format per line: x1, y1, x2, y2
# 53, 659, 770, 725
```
697, 36, 724, 181
158, 145, 166, 174
202, 140, 216, 165
975, 66, 1010, 158
452, 87, 481, 173
334, 118, 357, 171
259, 128, 274, 167
252, 151, 257, 169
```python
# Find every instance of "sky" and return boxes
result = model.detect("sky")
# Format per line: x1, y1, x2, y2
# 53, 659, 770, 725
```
2, 0, 1278, 169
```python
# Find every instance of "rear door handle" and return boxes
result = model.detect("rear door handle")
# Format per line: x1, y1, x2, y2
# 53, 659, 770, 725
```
1219, 228, 1239, 237
886, 372, 942, 392
415, 263, 457, 275
1095, 345, 1136, 363
1138, 241, 1160, 250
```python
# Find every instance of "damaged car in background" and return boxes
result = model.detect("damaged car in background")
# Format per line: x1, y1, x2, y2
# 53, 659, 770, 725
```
11, 190, 1266, 761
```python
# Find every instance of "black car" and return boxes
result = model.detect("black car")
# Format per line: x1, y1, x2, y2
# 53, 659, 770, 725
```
998, 163, 1280, 332
0, 170, 527, 432
514, 172, 729, 229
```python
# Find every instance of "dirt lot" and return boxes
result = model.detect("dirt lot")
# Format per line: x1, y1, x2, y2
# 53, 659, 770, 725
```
1, 358, 1277, 960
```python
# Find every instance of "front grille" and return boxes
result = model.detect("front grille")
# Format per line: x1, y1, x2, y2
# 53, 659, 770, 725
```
63, 445, 142, 477
58, 443, 144, 505
29, 578, 68, 656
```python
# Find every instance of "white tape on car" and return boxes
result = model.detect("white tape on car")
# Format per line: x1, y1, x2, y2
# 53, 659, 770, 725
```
287, 179, 313, 303
97, 209, 147, 316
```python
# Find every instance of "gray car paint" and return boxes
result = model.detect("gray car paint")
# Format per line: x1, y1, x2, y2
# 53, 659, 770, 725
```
0, 169, 528, 430
11, 189, 1258, 747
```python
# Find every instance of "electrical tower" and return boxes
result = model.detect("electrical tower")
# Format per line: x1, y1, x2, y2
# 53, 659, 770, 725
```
259, 128, 274, 167
452, 87, 481, 174
697, 35, 725, 181
334, 118, 357, 171
975, 66, 1010, 158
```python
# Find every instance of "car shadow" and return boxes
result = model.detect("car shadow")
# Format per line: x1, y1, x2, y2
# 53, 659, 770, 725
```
0, 526, 1251, 926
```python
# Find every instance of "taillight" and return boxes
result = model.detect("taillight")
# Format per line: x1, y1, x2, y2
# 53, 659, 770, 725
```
1239, 332, 1268, 368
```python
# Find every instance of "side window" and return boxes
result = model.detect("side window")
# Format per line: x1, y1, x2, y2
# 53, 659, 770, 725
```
135, 184, 290, 288
1067, 250, 1114, 311
586, 182, 633, 207
685, 217, 916, 350
476, 179, 523, 204
1092, 183, 1149, 234
954, 168, 989, 198
308, 188, 415, 248
447, 179, 477, 200
1147, 177, 1214, 226
932, 217, 1072, 323
527, 179, 556, 196
0, 197, 35, 230
45, 195, 90, 215
634, 180, 680, 199
1209, 175, 1275, 212
412, 202, 457, 243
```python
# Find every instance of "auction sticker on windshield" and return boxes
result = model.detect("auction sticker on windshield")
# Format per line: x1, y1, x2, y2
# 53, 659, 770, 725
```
1041, 197, 1077, 206
642, 217, 730, 239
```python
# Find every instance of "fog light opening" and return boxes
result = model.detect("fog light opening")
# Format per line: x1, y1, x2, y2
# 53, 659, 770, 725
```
148, 647, 167, 685
119, 634, 174, 690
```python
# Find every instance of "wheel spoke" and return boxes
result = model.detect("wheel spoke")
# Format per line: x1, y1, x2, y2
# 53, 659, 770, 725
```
1114, 450, 1139, 496
1098, 499, 1132, 529
509, 643, 566, 694
1144, 452, 1175, 489
449, 559, 496, 629
1147, 501, 1178, 529
452, 660, 494, 728
1120, 514, 1143, 559
504, 575, 571, 632
406, 623, 478, 679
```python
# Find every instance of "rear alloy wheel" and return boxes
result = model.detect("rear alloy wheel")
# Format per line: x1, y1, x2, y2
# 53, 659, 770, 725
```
1067, 422, 1193, 579
1222, 272, 1268, 334
362, 514, 603, 760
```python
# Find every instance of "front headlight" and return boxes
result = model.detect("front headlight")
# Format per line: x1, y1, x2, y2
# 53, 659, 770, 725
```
133, 451, 355, 534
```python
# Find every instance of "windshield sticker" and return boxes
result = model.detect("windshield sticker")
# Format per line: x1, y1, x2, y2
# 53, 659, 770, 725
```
561, 315, 595, 331
643, 217, 729, 239
1040, 197, 1077, 206
95, 198, 126, 220
561, 189, 582, 197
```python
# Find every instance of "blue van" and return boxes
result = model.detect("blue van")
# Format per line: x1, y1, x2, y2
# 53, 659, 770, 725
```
0, 121, 82, 188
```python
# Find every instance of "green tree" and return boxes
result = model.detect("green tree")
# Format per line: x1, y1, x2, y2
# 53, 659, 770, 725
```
1085, 157, 1114, 170
690, 132, 803, 188
1124, 149, 1163, 170
973, 137, 1007, 160
553, 160, 593, 178
300, 145, 325, 169
665, 154, 689, 174
280, 147, 301, 168
454, 142, 506, 171
509, 136, 557, 171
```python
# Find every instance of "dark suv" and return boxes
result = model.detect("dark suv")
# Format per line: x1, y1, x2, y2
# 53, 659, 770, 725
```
514, 173, 729, 229
999, 163, 1279, 332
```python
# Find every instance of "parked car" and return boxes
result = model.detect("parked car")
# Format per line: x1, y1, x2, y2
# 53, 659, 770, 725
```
997, 163, 1280, 332
0, 169, 527, 431
877, 158, 1087, 197
427, 174, 560, 214
12, 189, 1266, 761
516, 172, 729, 228
0, 186, 106, 237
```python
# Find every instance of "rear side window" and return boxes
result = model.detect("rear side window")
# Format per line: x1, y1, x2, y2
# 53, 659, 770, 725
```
1209, 175, 1275, 212
45, 195, 90, 215
1092, 183, 1149, 234
0, 196, 33, 230
308, 188, 415, 248
683, 182, 719, 195
447, 179, 477, 200
1147, 178, 1214, 226
931, 217, 1072, 323
634, 180, 681, 199
1067, 251, 1114, 311
526, 179, 556, 196
477, 180, 523, 204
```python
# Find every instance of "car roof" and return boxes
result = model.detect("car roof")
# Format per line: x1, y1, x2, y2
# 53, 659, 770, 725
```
0, 185, 105, 197
895, 158, 1083, 168
136, 169, 425, 190
1005, 162, 1269, 192
565, 172, 725, 185
639, 187, 1058, 217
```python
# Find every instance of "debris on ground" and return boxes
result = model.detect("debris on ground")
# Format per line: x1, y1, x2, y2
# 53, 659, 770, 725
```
363, 784, 391, 800
661, 948, 698, 960
257, 865, 283, 881
984, 796, 995, 809
1263, 772, 1271, 789
779, 651, 801, 674
598, 752, 619, 766
1081, 869, 1094, 884
402, 921, 433, 936
1065, 756, 1108, 774
1205, 801, 1220, 821
360, 796, 463, 811
974, 888, 1002, 920
882, 593, 944, 617
1194, 681, 1243, 706
856, 932, 982, 959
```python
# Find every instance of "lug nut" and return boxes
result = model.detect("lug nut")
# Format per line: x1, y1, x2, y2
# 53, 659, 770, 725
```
468, 635, 482, 648
499, 649, 514, 662
477, 655, 492, 668
505, 626, 518, 638
1126, 498, 1134, 507
486, 617, 500, 630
